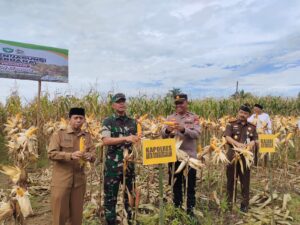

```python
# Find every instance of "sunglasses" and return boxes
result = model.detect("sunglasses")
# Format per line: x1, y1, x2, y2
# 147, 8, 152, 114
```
175, 101, 184, 105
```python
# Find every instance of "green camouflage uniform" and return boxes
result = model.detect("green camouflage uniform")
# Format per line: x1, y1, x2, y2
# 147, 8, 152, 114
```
101, 114, 136, 224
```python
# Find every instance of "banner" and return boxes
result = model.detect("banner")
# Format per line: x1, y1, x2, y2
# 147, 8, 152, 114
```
259, 134, 276, 153
0, 39, 68, 82
142, 138, 176, 165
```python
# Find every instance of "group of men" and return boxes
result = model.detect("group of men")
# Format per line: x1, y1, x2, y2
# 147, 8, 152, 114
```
48, 92, 273, 225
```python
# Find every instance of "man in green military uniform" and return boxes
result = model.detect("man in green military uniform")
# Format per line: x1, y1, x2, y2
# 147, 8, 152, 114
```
101, 93, 140, 224
224, 104, 258, 213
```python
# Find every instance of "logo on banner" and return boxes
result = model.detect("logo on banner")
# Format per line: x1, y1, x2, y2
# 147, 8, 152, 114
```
3, 48, 14, 53
15, 49, 24, 55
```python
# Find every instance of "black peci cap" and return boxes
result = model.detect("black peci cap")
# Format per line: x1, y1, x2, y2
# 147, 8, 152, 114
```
69, 107, 85, 118
254, 104, 263, 110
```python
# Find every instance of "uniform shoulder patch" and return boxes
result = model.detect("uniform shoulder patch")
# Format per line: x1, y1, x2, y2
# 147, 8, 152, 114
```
228, 118, 238, 123
102, 116, 113, 125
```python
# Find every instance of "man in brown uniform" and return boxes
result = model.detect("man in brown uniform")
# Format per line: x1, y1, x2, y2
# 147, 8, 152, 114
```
224, 104, 258, 213
48, 107, 95, 225
162, 93, 201, 216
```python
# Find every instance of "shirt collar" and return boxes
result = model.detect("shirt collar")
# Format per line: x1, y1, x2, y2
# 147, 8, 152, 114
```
237, 119, 248, 126
175, 111, 190, 118
66, 125, 85, 136
113, 113, 128, 120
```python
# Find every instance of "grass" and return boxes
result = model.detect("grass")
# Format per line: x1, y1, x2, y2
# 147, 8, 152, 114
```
289, 193, 300, 224
0, 134, 9, 164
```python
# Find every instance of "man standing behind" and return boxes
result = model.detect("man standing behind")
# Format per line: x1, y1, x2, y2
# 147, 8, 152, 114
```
224, 104, 258, 213
162, 93, 201, 216
101, 93, 139, 225
248, 104, 272, 166
48, 107, 95, 225
248, 104, 272, 134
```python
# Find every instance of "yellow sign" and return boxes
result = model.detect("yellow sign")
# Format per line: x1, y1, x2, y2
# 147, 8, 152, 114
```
259, 134, 276, 153
142, 139, 176, 165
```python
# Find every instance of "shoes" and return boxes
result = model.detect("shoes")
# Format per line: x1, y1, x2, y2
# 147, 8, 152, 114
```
240, 204, 248, 213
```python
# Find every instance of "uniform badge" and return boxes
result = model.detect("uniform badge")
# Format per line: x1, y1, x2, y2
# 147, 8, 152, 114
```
185, 118, 194, 128
233, 125, 239, 130
234, 135, 238, 139
248, 127, 252, 131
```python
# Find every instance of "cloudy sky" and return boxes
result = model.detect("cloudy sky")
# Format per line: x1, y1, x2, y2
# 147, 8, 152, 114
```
0, 0, 300, 102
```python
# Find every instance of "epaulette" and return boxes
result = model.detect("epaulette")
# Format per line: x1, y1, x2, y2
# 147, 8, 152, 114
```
228, 118, 238, 123
248, 122, 257, 127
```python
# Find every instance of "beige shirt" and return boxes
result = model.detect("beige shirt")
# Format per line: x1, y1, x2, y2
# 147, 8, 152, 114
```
162, 111, 201, 158
48, 125, 95, 188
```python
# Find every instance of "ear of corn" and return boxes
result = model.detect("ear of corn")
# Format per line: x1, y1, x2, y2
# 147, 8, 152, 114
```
137, 123, 142, 136
79, 137, 86, 167
14, 188, 33, 218
163, 121, 176, 126
175, 160, 187, 174
79, 136, 85, 152
16, 187, 25, 197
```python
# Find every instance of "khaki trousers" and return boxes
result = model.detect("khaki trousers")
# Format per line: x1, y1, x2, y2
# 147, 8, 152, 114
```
51, 185, 86, 225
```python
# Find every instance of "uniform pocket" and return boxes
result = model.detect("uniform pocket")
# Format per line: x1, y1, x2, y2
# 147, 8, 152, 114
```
232, 130, 240, 140
60, 142, 73, 152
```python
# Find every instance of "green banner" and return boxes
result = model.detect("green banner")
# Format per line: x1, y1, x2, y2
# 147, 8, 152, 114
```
0, 39, 68, 83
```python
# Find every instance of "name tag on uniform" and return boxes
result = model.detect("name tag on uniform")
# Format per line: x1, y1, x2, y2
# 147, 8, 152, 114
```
63, 138, 72, 143
184, 118, 194, 129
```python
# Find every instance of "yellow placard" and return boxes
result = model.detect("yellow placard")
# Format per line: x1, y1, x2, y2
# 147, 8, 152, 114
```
142, 138, 176, 165
259, 134, 276, 153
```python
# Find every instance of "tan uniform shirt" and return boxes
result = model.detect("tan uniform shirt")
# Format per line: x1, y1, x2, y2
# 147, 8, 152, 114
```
48, 125, 95, 188
162, 111, 201, 158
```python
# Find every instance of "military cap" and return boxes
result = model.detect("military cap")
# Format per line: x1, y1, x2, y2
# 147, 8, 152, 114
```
174, 93, 188, 103
111, 93, 126, 103
239, 104, 251, 113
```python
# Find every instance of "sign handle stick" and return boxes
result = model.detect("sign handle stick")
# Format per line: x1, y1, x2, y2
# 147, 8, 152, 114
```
37, 80, 41, 128
268, 153, 275, 225
37, 80, 42, 156
159, 164, 164, 225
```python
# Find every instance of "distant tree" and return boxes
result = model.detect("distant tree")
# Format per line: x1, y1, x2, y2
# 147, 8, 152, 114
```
231, 89, 253, 99
166, 88, 182, 98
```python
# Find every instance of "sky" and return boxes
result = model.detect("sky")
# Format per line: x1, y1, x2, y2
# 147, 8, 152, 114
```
0, 0, 300, 103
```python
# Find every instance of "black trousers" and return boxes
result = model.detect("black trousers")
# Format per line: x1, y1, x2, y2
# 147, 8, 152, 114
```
168, 161, 196, 211
226, 156, 250, 208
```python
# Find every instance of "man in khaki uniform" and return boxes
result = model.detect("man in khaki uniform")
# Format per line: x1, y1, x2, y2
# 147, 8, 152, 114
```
48, 107, 95, 225
224, 104, 258, 213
